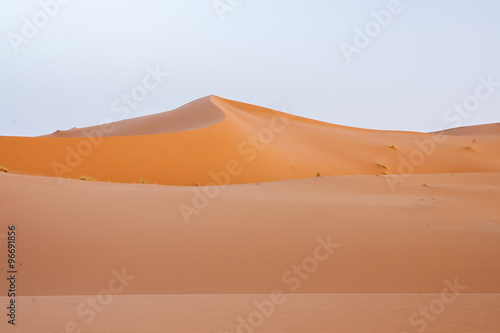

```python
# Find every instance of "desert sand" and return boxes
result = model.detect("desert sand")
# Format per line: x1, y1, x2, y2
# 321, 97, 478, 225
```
0, 96, 499, 332
1, 96, 499, 185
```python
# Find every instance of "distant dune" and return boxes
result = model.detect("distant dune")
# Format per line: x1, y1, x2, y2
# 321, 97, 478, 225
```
433, 122, 500, 136
0, 96, 499, 332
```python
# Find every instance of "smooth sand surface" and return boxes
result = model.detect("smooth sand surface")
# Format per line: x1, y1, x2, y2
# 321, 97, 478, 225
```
1, 294, 499, 332
0, 172, 499, 332
0, 96, 499, 332
1, 171, 499, 296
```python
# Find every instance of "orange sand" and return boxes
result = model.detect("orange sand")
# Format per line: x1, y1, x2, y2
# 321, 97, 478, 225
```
1, 96, 499, 185
0, 96, 499, 332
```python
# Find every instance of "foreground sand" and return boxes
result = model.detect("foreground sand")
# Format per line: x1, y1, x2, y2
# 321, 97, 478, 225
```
0, 171, 499, 332
1, 294, 499, 332
1, 172, 499, 295
0, 96, 499, 332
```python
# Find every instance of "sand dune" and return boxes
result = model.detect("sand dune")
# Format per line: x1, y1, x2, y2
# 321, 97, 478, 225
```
0, 96, 499, 332
1, 96, 500, 186
434, 122, 500, 136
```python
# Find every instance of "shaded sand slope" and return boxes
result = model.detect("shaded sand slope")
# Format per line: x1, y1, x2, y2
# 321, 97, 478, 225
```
0, 172, 499, 296
434, 122, 500, 136
42, 96, 226, 137
1, 96, 499, 185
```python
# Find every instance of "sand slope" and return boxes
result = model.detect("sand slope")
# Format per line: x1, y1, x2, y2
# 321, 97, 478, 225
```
42, 96, 226, 137
1, 171, 499, 296
434, 122, 500, 136
1, 171, 499, 332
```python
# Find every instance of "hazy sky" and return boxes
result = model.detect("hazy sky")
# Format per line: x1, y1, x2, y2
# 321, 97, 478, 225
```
1, 0, 499, 136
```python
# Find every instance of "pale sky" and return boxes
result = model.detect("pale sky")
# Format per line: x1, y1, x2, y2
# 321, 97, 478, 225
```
1, 0, 499, 136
